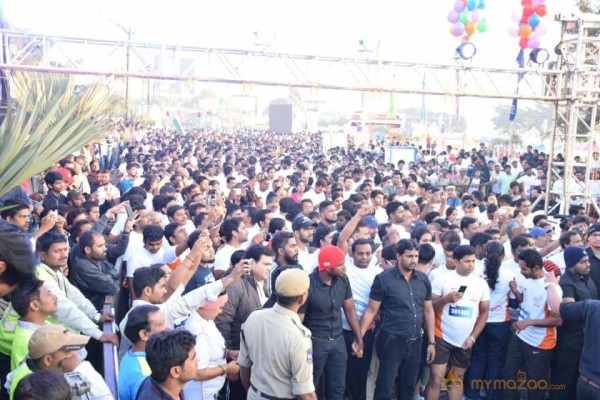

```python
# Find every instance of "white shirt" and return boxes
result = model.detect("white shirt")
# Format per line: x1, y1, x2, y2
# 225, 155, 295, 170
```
431, 270, 490, 347
342, 261, 382, 331
298, 247, 317, 273
302, 190, 326, 206
485, 267, 513, 323
126, 245, 177, 278
213, 244, 240, 271
183, 313, 227, 400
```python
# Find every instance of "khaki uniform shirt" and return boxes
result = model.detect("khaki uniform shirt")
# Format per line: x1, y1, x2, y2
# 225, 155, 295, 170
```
239, 304, 315, 399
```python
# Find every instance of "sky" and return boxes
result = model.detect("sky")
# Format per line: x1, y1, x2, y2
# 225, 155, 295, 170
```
3, 0, 582, 137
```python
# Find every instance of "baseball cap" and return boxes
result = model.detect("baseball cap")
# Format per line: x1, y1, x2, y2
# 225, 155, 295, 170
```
463, 200, 475, 208
28, 325, 90, 359
292, 216, 317, 231
588, 223, 600, 236
363, 215, 379, 228
53, 168, 74, 184
318, 245, 345, 272
276, 269, 310, 297
446, 185, 456, 190
530, 227, 552, 238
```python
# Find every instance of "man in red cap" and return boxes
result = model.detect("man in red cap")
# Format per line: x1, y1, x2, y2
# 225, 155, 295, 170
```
298, 245, 363, 400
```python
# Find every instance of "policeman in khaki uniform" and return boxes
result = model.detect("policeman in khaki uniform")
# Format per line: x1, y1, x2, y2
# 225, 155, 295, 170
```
239, 269, 317, 400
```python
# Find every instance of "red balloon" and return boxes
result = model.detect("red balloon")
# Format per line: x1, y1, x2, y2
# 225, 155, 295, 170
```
521, 0, 532, 5
537, 4, 548, 17
523, 5, 535, 17
519, 38, 528, 49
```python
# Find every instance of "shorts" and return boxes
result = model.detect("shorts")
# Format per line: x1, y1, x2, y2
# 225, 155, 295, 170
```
432, 336, 471, 369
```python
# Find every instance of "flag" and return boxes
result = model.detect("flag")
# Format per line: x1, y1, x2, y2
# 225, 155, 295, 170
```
172, 110, 185, 136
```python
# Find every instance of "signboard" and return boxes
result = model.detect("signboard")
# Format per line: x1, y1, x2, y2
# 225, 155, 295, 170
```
385, 146, 418, 165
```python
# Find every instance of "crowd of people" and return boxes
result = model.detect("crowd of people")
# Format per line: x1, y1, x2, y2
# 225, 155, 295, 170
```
0, 127, 599, 400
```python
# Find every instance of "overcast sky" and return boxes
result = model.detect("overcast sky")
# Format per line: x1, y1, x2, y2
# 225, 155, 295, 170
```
4, 0, 581, 137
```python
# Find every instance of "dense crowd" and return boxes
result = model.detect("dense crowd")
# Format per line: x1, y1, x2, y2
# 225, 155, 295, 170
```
0, 127, 599, 400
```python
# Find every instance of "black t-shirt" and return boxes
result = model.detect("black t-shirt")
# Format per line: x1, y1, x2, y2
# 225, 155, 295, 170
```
299, 271, 352, 339
558, 269, 598, 351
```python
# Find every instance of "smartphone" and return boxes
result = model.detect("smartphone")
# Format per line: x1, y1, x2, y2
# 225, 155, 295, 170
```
125, 203, 134, 219
458, 285, 467, 293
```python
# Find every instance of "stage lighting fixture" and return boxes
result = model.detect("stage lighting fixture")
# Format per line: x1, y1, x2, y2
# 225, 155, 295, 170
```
530, 48, 550, 64
456, 42, 477, 60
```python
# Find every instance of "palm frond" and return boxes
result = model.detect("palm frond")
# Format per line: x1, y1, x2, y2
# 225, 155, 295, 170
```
0, 72, 118, 198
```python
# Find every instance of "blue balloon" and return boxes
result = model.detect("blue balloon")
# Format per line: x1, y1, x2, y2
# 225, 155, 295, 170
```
467, 0, 477, 11
529, 14, 541, 29
478, 0, 485, 9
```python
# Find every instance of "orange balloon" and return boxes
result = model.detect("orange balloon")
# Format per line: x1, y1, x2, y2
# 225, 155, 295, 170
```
461, 35, 471, 43
465, 21, 477, 36
519, 24, 533, 39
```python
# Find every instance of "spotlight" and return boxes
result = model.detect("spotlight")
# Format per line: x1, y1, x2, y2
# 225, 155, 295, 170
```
530, 48, 550, 64
359, 35, 380, 53
456, 42, 477, 60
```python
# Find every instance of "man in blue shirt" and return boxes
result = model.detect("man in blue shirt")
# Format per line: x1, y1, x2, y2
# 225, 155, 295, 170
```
119, 305, 169, 400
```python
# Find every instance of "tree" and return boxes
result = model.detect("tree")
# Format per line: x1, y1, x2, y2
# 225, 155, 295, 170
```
491, 102, 554, 138
577, 0, 600, 13
0, 73, 117, 197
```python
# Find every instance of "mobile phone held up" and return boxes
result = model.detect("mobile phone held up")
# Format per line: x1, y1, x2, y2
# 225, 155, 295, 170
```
458, 285, 467, 294
125, 203, 135, 219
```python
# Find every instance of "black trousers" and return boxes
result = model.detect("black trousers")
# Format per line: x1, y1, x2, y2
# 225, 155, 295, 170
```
312, 335, 347, 400
343, 329, 375, 400
373, 331, 422, 400
502, 333, 553, 400
577, 376, 600, 400
549, 346, 581, 400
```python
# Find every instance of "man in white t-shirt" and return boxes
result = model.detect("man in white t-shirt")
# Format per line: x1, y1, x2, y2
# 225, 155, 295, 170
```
213, 217, 249, 279
427, 245, 490, 400
503, 249, 561, 400
342, 238, 382, 400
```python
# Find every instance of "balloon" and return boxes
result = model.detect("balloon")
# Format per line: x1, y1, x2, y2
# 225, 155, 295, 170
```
519, 38, 528, 49
522, 0, 532, 5
467, 0, 477, 11
460, 11, 470, 24
536, 4, 548, 17
478, 18, 488, 33
465, 21, 477, 35
461, 35, 471, 43
449, 154, 457, 162
519, 24, 533, 39
454, 0, 466, 12
478, 0, 485, 9
448, 10, 460, 23
471, 9, 480, 22
523, 5, 535, 17
527, 36, 541, 49
508, 24, 519, 37
528, 14, 541, 29
452, 22, 465, 36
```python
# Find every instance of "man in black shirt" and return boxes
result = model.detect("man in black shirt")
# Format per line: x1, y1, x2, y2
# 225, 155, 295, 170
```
299, 245, 363, 400
545, 272, 600, 400
551, 246, 598, 400
264, 231, 302, 308
357, 239, 435, 400
585, 223, 600, 299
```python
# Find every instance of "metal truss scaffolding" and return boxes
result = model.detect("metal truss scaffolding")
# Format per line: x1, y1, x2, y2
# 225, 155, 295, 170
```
545, 14, 600, 215
0, 15, 598, 214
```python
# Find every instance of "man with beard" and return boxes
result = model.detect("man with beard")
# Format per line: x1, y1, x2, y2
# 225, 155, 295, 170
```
264, 231, 302, 308
299, 245, 363, 400
357, 239, 435, 400
70, 229, 128, 312
293, 216, 318, 273
550, 247, 597, 400
318, 201, 338, 229
342, 238, 382, 400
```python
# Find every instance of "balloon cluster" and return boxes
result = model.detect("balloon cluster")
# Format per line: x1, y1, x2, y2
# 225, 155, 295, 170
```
448, 0, 488, 42
509, 0, 548, 49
